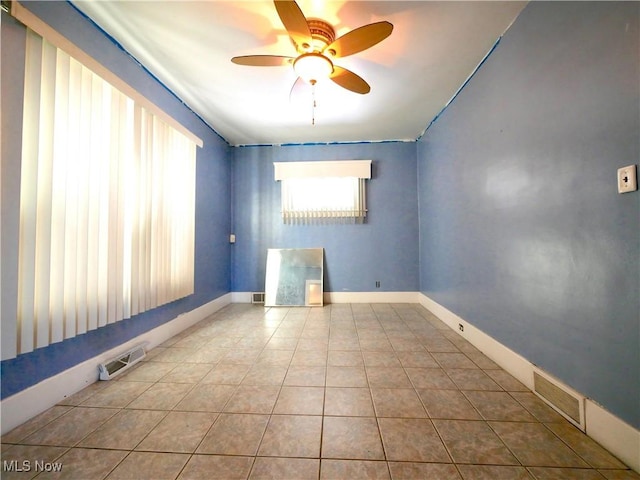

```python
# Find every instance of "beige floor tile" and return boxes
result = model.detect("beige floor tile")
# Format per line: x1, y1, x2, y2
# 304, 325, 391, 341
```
105, 451, 189, 480
297, 338, 329, 351
324, 387, 375, 417
464, 352, 501, 370
526, 467, 607, 479
463, 391, 537, 422
284, 365, 326, 386
44, 448, 128, 480
291, 349, 328, 366
445, 369, 502, 391
258, 415, 322, 458
485, 369, 530, 392
79, 409, 166, 450
241, 364, 288, 385
378, 418, 451, 463
0, 444, 68, 480
118, 362, 177, 382
273, 386, 325, 415
362, 351, 401, 367
249, 457, 319, 480
219, 348, 262, 365
321, 459, 390, 479
197, 413, 269, 455
510, 392, 568, 423
328, 338, 361, 352
263, 337, 298, 349
56, 382, 110, 407
456, 465, 534, 479
490, 422, 589, 468
80, 381, 153, 408
388, 462, 461, 480
126, 382, 193, 410
178, 455, 253, 480
405, 367, 457, 389
223, 385, 280, 414
359, 338, 394, 352
2, 406, 72, 443
175, 383, 236, 412
6, 304, 629, 480
185, 346, 229, 364
327, 350, 364, 366
417, 389, 482, 420
158, 363, 214, 383
255, 349, 294, 365
433, 352, 479, 369
150, 347, 196, 363
545, 423, 628, 469
389, 339, 425, 352
366, 367, 412, 388
321, 416, 385, 460
200, 364, 250, 384
598, 470, 640, 479
433, 419, 519, 465
326, 366, 369, 387
396, 351, 439, 368
22, 407, 118, 447
371, 388, 427, 418
136, 411, 217, 453
421, 337, 459, 353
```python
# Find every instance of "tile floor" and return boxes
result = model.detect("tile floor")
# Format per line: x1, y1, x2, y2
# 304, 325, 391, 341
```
2, 303, 639, 480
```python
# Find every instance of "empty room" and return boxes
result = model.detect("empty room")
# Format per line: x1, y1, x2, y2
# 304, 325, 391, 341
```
1, 1, 638, 479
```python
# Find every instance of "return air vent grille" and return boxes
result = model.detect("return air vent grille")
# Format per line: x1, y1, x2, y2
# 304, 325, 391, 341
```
99, 345, 146, 380
252, 292, 265, 304
533, 369, 585, 430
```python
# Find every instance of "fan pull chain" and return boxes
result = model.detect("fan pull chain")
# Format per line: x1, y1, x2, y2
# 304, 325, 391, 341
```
311, 81, 317, 126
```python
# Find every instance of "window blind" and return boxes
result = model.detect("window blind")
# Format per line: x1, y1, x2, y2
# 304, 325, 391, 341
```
16, 29, 197, 356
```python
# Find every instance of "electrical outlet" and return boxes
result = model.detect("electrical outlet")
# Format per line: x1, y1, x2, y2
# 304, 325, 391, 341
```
458, 323, 464, 332
618, 165, 637, 193
375, 280, 381, 289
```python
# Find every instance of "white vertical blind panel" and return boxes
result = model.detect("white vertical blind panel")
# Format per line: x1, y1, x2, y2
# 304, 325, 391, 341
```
16, 30, 198, 358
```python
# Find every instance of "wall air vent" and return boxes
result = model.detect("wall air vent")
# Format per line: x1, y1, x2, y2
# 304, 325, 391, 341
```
252, 292, 265, 304
533, 369, 585, 431
98, 344, 146, 380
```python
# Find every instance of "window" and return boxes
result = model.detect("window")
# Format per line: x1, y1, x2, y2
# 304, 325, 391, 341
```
16, 29, 198, 356
274, 160, 371, 224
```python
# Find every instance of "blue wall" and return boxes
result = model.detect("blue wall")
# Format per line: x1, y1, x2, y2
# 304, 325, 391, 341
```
0, 2, 232, 398
232, 142, 419, 294
417, 2, 639, 428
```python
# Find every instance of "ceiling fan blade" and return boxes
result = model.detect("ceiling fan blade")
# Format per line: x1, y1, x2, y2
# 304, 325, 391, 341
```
330, 66, 370, 95
274, 0, 312, 49
326, 21, 393, 58
231, 55, 294, 67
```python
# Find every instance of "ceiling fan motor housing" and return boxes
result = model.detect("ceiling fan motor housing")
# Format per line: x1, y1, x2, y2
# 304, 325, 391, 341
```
303, 19, 335, 53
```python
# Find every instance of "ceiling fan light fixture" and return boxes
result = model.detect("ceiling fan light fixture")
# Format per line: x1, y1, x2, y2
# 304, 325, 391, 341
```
294, 53, 333, 84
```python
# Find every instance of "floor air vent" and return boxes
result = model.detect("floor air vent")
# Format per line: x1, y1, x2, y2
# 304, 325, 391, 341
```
99, 345, 146, 380
533, 369, 585, 430
252, 292, 265, 304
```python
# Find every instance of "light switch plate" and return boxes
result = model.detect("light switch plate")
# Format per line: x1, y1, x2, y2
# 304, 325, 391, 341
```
617, 165, 637, 193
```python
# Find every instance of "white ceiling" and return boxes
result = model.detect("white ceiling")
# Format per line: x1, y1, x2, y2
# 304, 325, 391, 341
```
72, 1, 527, 146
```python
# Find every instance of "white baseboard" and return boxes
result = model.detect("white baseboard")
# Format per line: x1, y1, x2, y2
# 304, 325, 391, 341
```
0, 293, 232, 435
418, 292, 640, 473
232, 291, 420, 304
418, 293, 533, 389
325, 291, 418, 304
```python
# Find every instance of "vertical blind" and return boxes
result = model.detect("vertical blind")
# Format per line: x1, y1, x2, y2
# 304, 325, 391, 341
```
17, 29, 197, 356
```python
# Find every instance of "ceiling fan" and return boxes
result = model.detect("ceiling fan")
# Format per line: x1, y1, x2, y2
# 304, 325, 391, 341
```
231, 0, 393, 95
